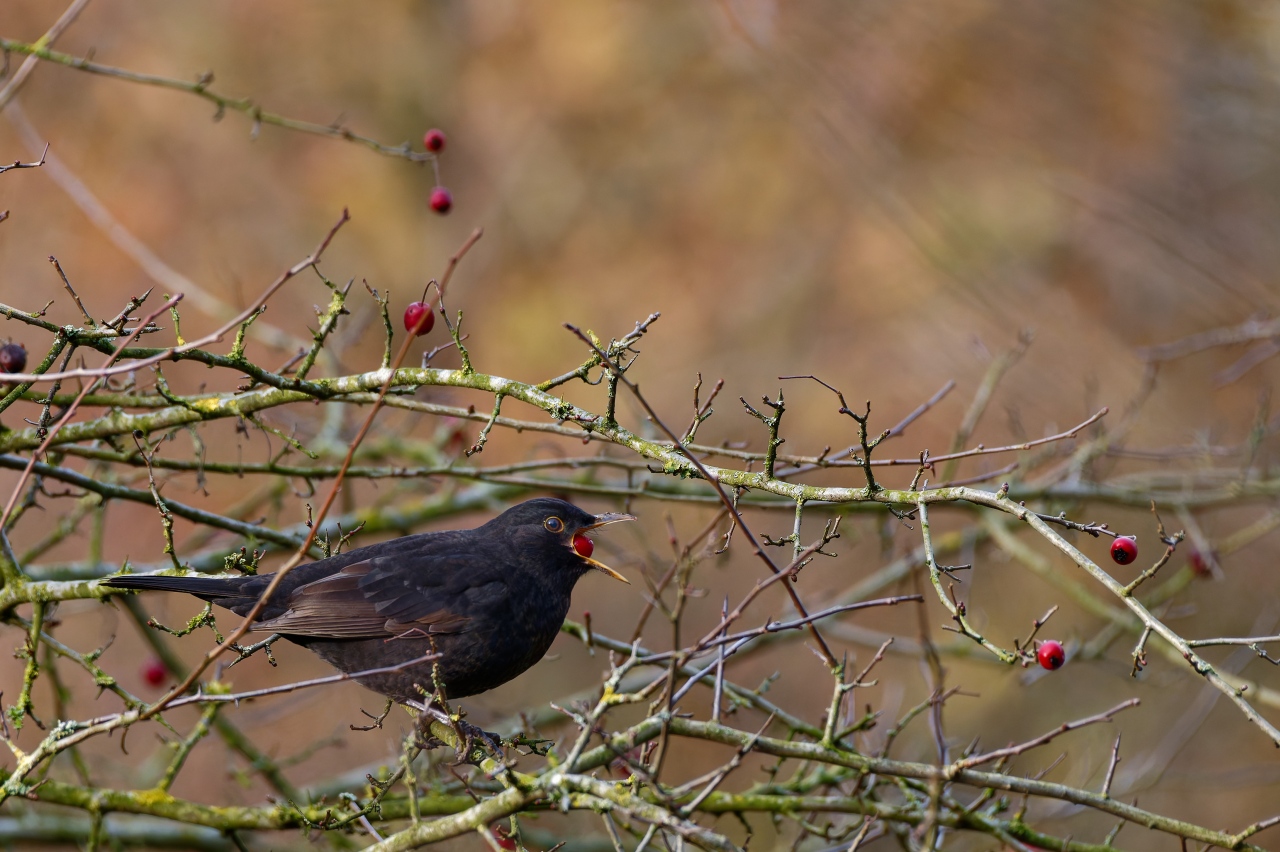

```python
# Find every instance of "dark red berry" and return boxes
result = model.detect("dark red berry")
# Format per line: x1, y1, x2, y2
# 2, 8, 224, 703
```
1037, 640, 1065, 671
423, 128, 447, 153
572, 533, 594, 559
429, 186, 453, 214
141, 656, 167, 687
403, 302, 435, 337
1110, 536, 1137, 565
0, 343, 27, 374
1189, 549, 1213, 578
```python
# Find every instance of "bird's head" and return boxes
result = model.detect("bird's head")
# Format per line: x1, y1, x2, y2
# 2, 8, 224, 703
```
491, 497, 633, 583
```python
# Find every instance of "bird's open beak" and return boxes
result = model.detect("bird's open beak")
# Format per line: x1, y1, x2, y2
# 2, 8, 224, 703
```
579, 512, 635, 583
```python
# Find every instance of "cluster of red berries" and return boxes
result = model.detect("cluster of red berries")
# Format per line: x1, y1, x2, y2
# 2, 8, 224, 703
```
406, 127, 455, 335
424, 128, 452, 215
1029, 532, 1143, 673
0, 342, 27, 374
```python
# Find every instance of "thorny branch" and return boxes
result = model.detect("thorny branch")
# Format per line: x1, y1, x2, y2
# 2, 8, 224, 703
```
0, 237, 1271, 850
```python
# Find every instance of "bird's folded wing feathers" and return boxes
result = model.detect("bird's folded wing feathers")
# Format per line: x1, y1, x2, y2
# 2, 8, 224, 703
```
251, 557, 479, 638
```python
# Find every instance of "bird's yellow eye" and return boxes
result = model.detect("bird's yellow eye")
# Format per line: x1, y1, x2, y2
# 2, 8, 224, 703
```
544, 516, 564, 533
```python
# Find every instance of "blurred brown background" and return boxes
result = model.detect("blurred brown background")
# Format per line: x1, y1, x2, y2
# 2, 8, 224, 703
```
2, 2, 1280, 849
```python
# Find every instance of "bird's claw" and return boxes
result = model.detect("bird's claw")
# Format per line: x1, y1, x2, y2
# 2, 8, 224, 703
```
451, 719, 504, 764
408, 701, 504, 764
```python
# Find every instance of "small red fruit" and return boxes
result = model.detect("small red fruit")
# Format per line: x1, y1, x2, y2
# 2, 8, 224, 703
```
0, 343, 27, 374
572, 533, 594, 559
429, 186, 453, 214
1037, 640, 1065, 671
1110, 536, 1137, 565
1189, 549, 1213, 578
403, 302, 435, 336
141, 656, 167, 687
423, 128, 447, 153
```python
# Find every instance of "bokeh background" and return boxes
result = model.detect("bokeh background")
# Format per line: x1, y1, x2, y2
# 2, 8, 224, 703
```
2, 2, 1280, 849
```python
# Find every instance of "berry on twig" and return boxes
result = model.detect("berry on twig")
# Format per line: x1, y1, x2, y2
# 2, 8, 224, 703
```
1037, 640, 1065, 671
424, 128, 447, 152
429, 186, 453, 214
404, 302, 435, 336
1110, 537, 1137, 565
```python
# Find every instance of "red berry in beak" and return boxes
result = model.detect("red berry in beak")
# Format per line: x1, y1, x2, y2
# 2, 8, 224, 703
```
1037, 640, 1065, 670
1110, 537, 1137, 565
572, 533, 594, 559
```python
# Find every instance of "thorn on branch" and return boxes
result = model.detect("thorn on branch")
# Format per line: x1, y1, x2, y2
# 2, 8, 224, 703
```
437, 289, 473, 377
351, 698, 395, 732
683, 373, 723, 444
467, 394, 504, 457
148, 602, 223, 642
780, 375, 885, 493
740, 391, 785, 479
1120, 504, 1184, 597
49, 256, 95, 327
1015, 606, 1059, 662
937, 563, 971, 582
228, 633, 281, 668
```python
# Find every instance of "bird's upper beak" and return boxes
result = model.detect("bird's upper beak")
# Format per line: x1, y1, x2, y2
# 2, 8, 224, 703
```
584, 512, 636, 530
578, 511, 635, 583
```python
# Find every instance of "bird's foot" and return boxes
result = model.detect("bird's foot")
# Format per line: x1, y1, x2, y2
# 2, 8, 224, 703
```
408, 700, 503, 764
451, 718, 504, 764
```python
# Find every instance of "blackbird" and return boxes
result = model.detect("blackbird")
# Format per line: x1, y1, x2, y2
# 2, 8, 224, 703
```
102, 498, 633, 704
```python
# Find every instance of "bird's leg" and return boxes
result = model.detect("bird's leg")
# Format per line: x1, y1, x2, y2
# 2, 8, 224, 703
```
444, 712, 505, 763
427, 658, 505, 763
403, 699, 447, 750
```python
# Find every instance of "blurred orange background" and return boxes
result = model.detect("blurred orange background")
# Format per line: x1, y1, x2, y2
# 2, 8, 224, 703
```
2, 2, 1279, 849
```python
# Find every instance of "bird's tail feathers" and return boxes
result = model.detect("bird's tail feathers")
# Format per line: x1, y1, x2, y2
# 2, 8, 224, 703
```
101, 574, 251, 601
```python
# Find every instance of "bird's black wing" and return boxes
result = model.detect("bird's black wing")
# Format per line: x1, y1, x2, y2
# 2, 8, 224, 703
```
251, 552, 498, 639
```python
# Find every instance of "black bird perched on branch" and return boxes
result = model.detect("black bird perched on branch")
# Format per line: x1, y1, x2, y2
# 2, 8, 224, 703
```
102, 498, 632, 704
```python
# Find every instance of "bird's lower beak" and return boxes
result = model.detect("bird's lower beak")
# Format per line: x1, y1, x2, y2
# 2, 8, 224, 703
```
582, 556, 630, 583
581, 511, 636, 583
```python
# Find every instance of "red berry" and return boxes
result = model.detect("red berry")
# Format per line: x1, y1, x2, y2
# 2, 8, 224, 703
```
403, 302, 435, 337
141, 656, 167, 687
1110, 536, 1137, 565
1037, 640, 1065, 671
429, 186, 453, 214
423, 128, 447, 153
1189, 549, 1213, 578
0, 343, 27, 374
572, 533, 594, 559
